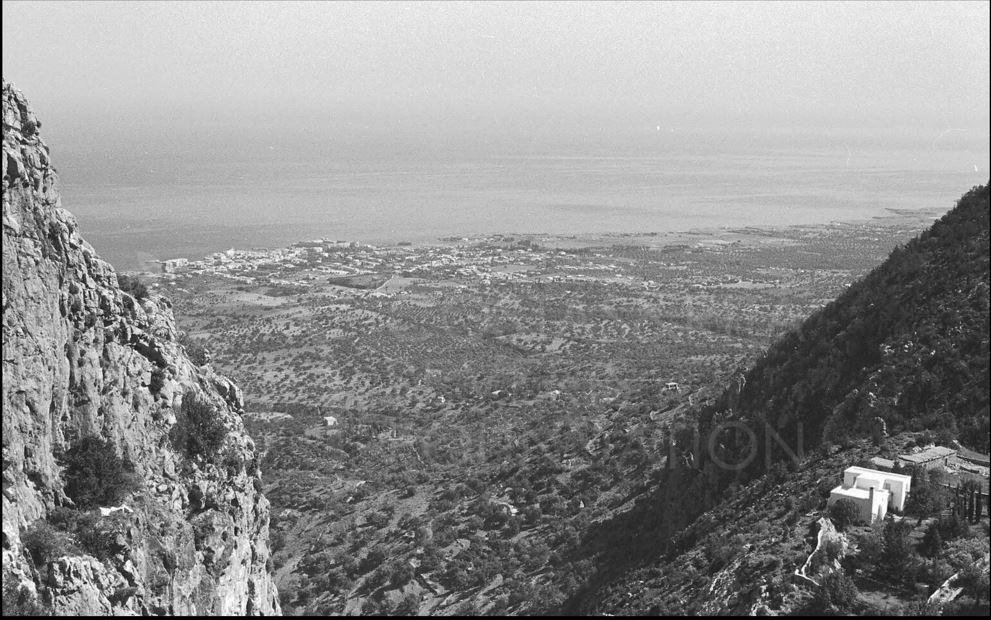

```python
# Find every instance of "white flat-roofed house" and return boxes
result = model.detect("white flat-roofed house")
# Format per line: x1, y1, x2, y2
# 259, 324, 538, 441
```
828, 466, 913, 523
843, 466, 912, 511
830, 483, 890, 523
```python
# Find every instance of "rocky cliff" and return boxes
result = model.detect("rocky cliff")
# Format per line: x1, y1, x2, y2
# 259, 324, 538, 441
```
2, 81, 280, 615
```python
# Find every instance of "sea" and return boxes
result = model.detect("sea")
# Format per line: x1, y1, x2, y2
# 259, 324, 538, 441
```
46, 116, 990, 271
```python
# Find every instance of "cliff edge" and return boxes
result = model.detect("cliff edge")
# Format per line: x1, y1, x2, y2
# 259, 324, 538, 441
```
1, 81, 280, 615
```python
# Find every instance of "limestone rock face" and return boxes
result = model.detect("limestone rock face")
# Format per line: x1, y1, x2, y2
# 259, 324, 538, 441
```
1, 81, 280, 615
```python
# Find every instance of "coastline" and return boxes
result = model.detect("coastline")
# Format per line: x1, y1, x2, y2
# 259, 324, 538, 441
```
125, 206, 944, 276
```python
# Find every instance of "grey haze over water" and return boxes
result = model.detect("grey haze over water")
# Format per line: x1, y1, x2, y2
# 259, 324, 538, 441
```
51, 120, 989, 271
3, 1, 989, 270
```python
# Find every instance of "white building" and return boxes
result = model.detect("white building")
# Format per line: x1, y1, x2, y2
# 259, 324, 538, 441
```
827, 466, 912, 523
161, 258, 189, 273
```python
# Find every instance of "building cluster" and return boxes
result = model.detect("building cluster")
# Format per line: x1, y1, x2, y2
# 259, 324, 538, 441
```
149, 233, 740, 297
829, 444, 991, 524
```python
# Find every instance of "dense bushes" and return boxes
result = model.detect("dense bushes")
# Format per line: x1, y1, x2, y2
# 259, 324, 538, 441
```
21, 520, 80, 566
61, 437, 142, 509
21, 507, 129, 571
46, 507, 128, 560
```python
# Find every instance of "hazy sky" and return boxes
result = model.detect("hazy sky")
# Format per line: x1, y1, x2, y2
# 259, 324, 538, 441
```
3, 1, 990, 131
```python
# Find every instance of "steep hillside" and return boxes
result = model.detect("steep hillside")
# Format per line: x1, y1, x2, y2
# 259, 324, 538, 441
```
710, 183, 989, 464
565, 183, 990, 614
2, 81, 279, 614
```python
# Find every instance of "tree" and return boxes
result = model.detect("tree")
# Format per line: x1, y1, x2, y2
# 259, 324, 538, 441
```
829, 499, 860, 531
920, 521, 943, 558
938, 511, 970, 541
881, 520, 913, 567
906, 472, 945, 521
815, 570, 859, 613
61, 437, 142, 508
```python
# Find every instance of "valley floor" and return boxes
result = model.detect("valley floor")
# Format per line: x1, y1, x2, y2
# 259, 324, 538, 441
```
153, 210, 967, 615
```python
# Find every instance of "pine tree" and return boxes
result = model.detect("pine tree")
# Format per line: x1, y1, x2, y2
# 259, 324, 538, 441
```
920, 521, 943, 558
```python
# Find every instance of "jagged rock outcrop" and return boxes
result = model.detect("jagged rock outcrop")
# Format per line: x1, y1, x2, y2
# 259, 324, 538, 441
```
2, 81, 280, 614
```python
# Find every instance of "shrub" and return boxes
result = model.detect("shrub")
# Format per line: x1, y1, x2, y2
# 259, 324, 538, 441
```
358, 547, 386, 574
178, 332, 210, 366
943, 537, 989, 573
21, 520, 79, 567
61, 437, 142, 509
359, 598, 381, 615
365, 565, 389, 590
173, 395, 228, 458
828, 498, 860, 531
2, 579, 49, 616
522, 505, 542, 524
109, 587, 139, 605
45, 507, 127, 560
220, 447, 246, 477
76, 513, 128, 560
118, 274, 149, 301
388, 560, 414, 588
850, 522, 885, 572
148, 367, 167, 394
958, 561, 990, 606
394, 593, 420, 616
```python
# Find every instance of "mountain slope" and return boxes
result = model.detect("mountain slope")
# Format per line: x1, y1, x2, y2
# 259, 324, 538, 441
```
567, 183, 990, 614
2, 81, 280, 614
712, 183, 989, 462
